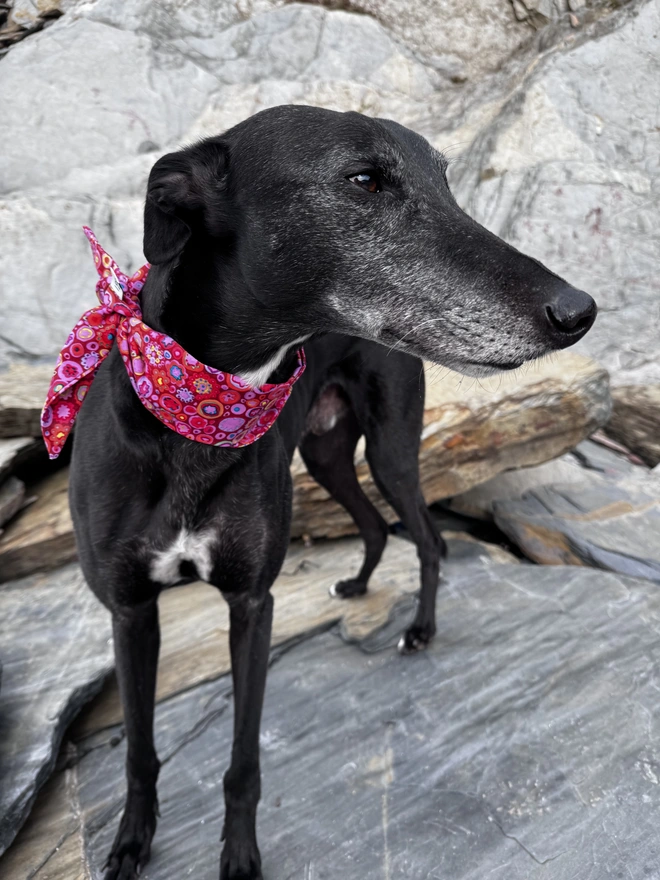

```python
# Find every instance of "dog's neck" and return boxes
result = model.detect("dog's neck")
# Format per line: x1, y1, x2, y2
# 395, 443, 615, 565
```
140, 239, 310, 386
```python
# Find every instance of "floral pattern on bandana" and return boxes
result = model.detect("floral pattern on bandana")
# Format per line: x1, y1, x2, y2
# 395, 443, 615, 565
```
40, 227, 306, 459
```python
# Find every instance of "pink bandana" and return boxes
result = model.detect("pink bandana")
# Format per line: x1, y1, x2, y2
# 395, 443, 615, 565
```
40, 228, 305, 459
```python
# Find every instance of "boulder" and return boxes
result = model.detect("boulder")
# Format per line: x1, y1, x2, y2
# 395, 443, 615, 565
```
0, 0, 625, 368
493, 470, 660, 581
0, 364, 53, 438
0, 563, 113, 857
605, 384, 660, 467
5, 563, 660, 879
451, 0, 660, 386
291, 352, 610, 538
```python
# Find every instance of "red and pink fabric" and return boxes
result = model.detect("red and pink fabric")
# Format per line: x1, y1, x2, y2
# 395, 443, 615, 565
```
41, 228, 305, 459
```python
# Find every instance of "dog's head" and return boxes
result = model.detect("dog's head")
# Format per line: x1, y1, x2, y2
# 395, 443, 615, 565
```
143, 105, 596, 376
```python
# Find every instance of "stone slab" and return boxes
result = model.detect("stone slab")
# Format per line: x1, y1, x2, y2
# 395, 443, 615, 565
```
493, 472, 660, 581
5, 563, 660, 878
0, 468, 75, 583
0, 563, 113, 857
0, 363, 52, 438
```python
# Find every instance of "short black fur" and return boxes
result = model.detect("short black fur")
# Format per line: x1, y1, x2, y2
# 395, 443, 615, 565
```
69, 106, 596, 879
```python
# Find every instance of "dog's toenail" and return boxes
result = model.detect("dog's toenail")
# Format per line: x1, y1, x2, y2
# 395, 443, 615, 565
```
329, 583, 338, 598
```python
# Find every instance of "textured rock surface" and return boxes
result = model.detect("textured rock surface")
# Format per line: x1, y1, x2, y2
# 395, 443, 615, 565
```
452, 0, 660, 385
606, 384, 660, 466
292, 352, 610, 537
0, 563, 113, 857
494, 471, 660, 580
448, 437, 641, 520
0, 0, 637, 371
0, 364, 52, 438
279, 0, 531, 82
0, 531, 506, 865
0, 468, 75, 582
4, 563, 660, 878
0, 0, 469, 362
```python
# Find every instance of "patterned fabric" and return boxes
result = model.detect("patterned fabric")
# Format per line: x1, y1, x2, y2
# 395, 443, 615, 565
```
41, 227, 306, 459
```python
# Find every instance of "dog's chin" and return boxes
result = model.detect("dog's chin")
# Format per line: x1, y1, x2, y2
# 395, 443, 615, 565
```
446, 359, 527, 378
375, 329, 530, 377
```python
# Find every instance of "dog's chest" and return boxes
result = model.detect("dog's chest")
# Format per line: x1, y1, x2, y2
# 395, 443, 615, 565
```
149, 528, 217, 585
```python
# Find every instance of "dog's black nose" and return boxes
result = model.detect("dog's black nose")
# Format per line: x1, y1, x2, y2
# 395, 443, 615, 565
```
545, 287, 597, 337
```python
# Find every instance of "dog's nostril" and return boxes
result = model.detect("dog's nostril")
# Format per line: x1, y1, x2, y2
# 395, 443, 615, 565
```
545, 288, 597, 336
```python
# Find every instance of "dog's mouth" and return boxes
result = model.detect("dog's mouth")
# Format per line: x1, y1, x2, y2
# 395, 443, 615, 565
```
377, 328, 528, 376
466, 358, 525, 372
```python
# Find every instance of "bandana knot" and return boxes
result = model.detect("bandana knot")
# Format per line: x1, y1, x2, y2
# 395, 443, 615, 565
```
41, 228, 305, 459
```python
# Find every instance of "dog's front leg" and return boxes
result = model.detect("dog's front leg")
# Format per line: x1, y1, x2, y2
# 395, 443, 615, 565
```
104, 597, 161, 880
220, 589, 274, 880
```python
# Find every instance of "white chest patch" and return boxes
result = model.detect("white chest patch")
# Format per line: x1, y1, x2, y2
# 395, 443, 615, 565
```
150, 529, 216, 585
238, 335, 309, 388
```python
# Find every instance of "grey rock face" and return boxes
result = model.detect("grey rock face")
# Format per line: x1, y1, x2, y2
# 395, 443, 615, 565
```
0, 563, 113, 856
0, 0, 442, 362
48, 564, 660, 878
452, 0, 660, 385
0, 0, 637, 372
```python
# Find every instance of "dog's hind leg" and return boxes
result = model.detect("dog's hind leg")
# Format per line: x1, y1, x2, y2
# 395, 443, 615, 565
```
300, 404, 389, 598
362, 384, 446, 653
220, 590, 274, 880
103, 594, 161, 880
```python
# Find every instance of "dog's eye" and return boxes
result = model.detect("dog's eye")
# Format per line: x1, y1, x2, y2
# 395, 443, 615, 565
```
348, 172, 381, 193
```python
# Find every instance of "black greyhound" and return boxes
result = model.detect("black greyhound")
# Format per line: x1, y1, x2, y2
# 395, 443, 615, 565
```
68, 106, 596, 879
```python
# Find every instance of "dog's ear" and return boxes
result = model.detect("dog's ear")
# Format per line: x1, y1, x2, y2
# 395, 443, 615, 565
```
143, 139, 229, 265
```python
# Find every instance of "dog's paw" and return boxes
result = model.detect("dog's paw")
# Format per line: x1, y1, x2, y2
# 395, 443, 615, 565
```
397, 622, 435, 655
103, 797, 157, 880
329, 578, 368, 599
220, 838, 263, 880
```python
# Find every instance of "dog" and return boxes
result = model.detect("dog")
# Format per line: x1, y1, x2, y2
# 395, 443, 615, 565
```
65, 105, 596, 879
